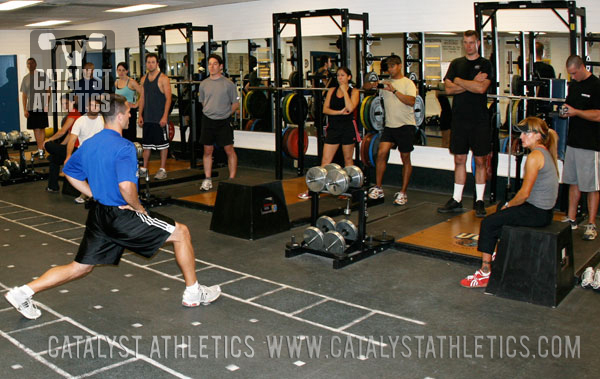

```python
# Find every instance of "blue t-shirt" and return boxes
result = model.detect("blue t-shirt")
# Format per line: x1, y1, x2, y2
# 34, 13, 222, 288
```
63, 129, 138, 206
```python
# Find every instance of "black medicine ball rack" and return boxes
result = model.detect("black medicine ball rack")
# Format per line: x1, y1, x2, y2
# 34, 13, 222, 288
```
285, 186, 395, 269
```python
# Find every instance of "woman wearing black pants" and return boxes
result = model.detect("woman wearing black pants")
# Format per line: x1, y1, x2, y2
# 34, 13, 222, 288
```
461, 117, 559, 288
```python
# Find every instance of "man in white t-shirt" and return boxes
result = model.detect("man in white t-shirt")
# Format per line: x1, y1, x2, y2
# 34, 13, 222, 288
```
363, 55, 417, 206
64, 96, 104, 203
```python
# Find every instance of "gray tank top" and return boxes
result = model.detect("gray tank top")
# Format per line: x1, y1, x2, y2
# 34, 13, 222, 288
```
142, 72, 166, 123
527, 146, 559, 210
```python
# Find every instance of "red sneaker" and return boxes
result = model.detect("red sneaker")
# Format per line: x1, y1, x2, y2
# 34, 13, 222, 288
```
460, 269, 490, 288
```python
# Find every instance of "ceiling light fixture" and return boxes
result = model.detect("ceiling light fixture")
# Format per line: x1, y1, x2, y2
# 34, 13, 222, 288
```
26, 19, 70, 27
106, 4, 166, 13
0, 1, 42, 11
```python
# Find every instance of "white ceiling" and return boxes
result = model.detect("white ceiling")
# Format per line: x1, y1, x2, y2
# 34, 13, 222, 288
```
0, 0, 255, 29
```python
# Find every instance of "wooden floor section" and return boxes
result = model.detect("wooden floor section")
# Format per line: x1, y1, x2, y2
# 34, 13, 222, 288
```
176, 176, 326, 208
397, 205, 497, 259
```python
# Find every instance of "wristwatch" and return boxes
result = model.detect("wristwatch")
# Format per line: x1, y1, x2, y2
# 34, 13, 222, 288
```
392, 90, 397, 94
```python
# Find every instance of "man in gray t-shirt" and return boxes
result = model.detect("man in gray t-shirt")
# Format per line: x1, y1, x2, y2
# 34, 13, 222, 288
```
197, 54, 240, 191
20, 57, 50, 158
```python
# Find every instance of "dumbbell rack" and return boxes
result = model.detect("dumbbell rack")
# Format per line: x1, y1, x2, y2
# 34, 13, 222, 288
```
0, 142, 46, 186
285, 187, 395, 269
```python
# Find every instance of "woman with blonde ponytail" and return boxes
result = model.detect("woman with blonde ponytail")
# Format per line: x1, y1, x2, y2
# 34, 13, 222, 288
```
461, 117, 559, 288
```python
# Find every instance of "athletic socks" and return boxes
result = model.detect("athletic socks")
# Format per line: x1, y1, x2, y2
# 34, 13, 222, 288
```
453, 184, 464, 203
476, 184, 486, 201
186, 281, 199, 293
20, 284, 35, 297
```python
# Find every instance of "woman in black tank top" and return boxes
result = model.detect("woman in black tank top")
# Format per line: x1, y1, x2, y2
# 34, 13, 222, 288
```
298, 67, 360, 199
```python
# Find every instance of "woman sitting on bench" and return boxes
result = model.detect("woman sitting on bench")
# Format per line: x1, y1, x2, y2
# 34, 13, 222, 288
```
461, 117, 559, 288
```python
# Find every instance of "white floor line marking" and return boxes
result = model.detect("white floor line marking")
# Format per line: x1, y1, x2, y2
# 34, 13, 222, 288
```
217, 276, 248, 287
31, 221, 64, 227
338, 311, 376, 332
289, 299, 328, 316
75, 357, 139, 379
12, 215, 49, 221
144, 257, 176, 267
8, 318, 66, 335
0, 329, 73, 378
0, 281, 191, 379
0, 306, 14, 312
0, 209, 34, 216
50, 226, 84, 234
245, 286, 285, 302
0, 201, 426, 337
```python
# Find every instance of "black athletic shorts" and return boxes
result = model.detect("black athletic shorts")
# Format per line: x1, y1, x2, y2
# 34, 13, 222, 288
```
142, 122, 169, 150
450, 119, 491, 156
200, 115, 233, 147
324, 120, 358, 145
75, 201, 175, 265
27, 111, 49, 130
381, 125, 416, 153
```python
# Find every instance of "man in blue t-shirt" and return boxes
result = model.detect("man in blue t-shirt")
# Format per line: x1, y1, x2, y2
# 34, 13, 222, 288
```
4, 94, 221, 320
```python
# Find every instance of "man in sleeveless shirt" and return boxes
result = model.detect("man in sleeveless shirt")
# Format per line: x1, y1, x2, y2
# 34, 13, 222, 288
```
198, 54, 239, 191
560, 55, 600, 241
437, 30, 493, 218
138, 53, 172, 180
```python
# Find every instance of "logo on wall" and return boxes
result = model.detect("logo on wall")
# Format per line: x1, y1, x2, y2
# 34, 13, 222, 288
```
454, 233, 479, 248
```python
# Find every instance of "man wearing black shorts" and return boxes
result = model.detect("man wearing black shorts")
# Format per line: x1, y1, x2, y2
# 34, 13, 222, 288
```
364, 55, 417, 206
198, 54, 239, 191
4, 94, 220, 320
20, 57, 50, 158
138, 53, 172, 180
437, 30, 492, 217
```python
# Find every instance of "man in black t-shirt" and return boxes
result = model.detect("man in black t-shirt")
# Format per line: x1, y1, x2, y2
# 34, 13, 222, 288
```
560, 55, 600, 240
437, 30, 492, 218
530, 42, 556, 116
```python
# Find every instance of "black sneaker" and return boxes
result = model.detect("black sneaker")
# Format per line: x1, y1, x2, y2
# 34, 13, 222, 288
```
474, 200, 486, 218
437, 198, 463, 213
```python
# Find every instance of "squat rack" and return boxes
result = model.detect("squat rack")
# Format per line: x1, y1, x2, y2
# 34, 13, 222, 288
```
272, 9, 371, 180
138, 23, 214, 168
474, 0, 588, 203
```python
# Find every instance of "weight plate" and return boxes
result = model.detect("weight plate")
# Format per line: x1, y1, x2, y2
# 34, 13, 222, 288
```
323, 163, 341, 173
364, 95, 375, 131
316, 215, 336, 233
359, 96, 370, 131
343, 165, 364, 188
408, 72, 418, 82
303, 226, 324, 250
368, 132, 382, 167
246, 90, 269, 117
0, 166, 10, 180
366, 71, 379, 82
305, 166, 328, 192
245, 119, 254, 131
323, 231, 347, 257
285, 93, 295, 124
360, 133, 374, 167
133, 142, 143, 160
285, 127, 308, 159
289, 71, 299, 87
19, 131, 31, 142
336, 219, 358, 242
282, 126, 293, 158
289, 94, 308, 125
168, 121, 175, 141
414, 95, 425, 127
369, 96, 384, 131
325, 168, 351, 196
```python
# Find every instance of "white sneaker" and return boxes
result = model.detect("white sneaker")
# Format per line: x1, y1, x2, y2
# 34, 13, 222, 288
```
368, 186, 384, 200
182, 284, 221, 307
4, 287, 41, 320
561, 217, 578, 230
200, 178, 213, 191
74, 196, 86, 204
583, 224, 597, 241
393, 192, 407, 206
592, 269, 600, 290
581, 267, 595, 288
154, 168, 167, 180
139, 167, 148, 178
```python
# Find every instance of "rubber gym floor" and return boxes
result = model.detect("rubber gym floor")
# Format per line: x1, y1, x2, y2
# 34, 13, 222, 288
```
1, 164, 599, 379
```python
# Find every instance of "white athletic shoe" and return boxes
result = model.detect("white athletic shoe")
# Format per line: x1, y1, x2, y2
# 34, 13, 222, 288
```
139, 167, 148, 178
154, 168, 167, 180
182, 284, 221, 307
592, 269, 600, 290
581, 267, 595, 289
4, 287, 41, 320
200, 179, 213, 191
